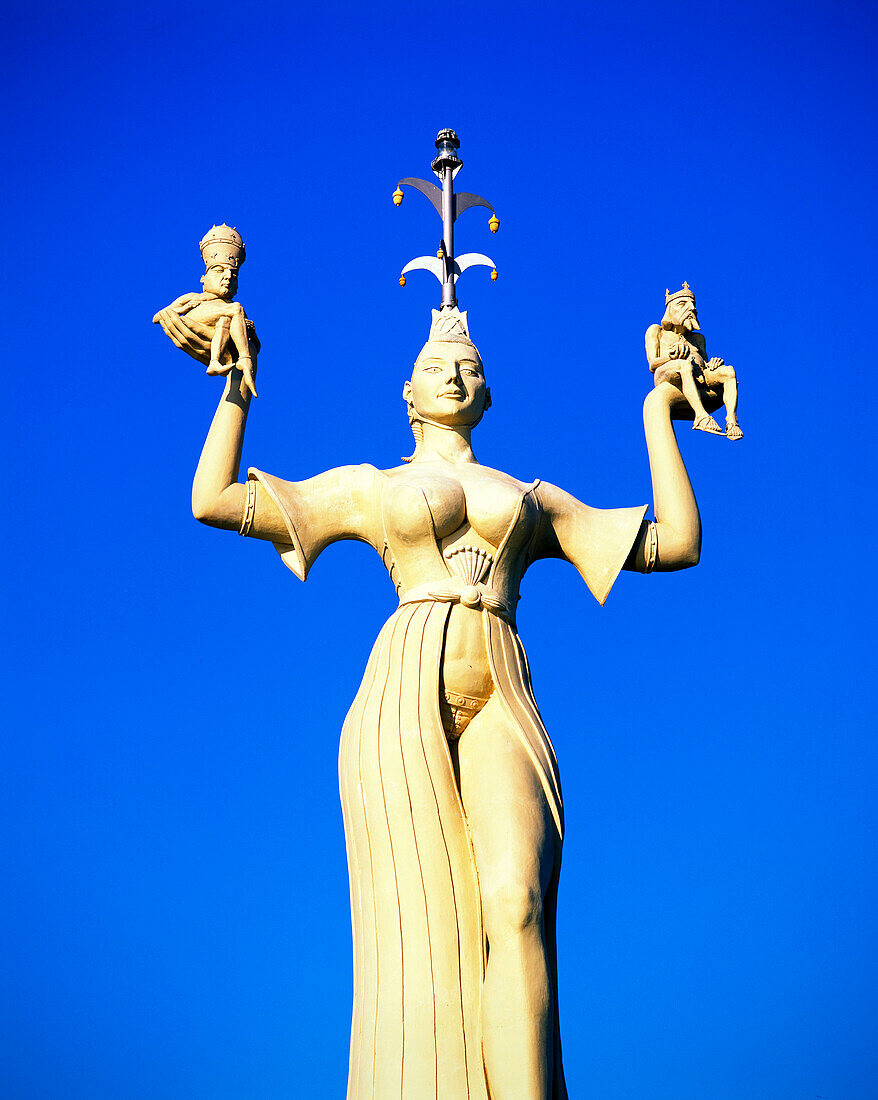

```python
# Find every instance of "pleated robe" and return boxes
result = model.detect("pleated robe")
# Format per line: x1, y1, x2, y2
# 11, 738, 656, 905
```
247, 465, 647, 1100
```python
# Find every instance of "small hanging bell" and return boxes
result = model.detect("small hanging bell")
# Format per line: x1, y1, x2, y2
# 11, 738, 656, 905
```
399, 275, 406, 286
488, 213, 499, 233
437, 248, 444, 259
490, 269, 498, 281
392, 186, 404, 206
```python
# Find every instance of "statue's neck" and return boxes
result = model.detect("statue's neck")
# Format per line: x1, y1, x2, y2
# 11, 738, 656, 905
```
413, 420, 478, 464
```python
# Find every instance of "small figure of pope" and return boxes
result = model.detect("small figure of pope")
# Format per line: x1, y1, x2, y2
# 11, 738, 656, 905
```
153, 224, 258, 398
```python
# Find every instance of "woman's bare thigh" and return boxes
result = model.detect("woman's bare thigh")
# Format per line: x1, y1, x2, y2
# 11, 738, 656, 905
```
455, 695, 557, 922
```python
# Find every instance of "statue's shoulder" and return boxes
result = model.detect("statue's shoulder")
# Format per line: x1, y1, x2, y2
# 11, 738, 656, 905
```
378, 462, 535, 498
344, 463, 385, 494
252, 462, 381, 495
284, 462, 381, 480
645, 322, 662, 337
378, 463, 412, 479
469, 463, 536, 494
326, 462, 382, 477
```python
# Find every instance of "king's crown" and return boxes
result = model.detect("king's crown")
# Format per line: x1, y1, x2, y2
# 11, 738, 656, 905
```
665, 281, 694, 304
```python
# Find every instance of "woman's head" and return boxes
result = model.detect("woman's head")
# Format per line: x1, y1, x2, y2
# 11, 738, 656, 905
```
403, 339, 491, 429
400, 308, 492, 460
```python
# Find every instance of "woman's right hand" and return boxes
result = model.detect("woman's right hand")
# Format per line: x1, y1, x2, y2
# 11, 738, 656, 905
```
154, 308, 215, 365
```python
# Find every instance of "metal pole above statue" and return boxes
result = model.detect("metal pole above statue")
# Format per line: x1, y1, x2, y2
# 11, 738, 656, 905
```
394, 128, 499, 307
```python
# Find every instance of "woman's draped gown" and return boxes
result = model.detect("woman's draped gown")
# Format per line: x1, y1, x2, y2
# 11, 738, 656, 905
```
247, 463, 646, 1099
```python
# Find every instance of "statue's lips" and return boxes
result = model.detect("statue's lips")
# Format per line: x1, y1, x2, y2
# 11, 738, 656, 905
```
437, 390, 465, 400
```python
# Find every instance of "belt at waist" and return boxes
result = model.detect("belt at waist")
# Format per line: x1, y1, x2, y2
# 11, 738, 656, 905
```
399, 580, 514, 625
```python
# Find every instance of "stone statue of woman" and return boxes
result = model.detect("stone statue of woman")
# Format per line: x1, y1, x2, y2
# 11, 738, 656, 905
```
154, 134, 704, 1100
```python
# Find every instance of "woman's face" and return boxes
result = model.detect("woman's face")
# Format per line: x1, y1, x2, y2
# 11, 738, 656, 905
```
405, 341, 489, 427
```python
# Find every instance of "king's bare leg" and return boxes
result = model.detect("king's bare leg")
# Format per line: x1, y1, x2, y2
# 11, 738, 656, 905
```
678, 361, 721, 433
722, 374, 742, 439
707, 366, 743, 440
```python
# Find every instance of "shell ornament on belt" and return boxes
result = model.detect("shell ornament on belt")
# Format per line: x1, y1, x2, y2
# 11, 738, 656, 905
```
443, 545, 493, 586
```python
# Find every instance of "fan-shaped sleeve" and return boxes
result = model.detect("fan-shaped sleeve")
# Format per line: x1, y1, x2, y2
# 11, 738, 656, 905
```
247, 464, 383, 580
534, 481, 648, 605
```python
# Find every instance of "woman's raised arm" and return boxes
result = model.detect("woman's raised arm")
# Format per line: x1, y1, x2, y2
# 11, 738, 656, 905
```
625, 382, 701, 572
191, 369, 289, 543
158, 305, 286, 541
191, 368, 251, 529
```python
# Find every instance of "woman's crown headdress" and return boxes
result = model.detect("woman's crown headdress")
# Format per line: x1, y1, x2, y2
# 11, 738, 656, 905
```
427, 307, 472, 343
393, 130, 498, 320
199, 224, 246, 270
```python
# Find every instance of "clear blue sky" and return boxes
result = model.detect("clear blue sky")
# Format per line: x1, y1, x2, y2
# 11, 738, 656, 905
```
5, 1, 876, 1096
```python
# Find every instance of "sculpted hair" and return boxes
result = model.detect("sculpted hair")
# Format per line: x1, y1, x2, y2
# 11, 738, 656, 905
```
402, 400, 424, 463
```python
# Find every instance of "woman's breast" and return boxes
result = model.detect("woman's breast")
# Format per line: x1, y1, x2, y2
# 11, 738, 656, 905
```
384, 471, 525, 547
385, 473, 466, 542
456, 475, 526, 547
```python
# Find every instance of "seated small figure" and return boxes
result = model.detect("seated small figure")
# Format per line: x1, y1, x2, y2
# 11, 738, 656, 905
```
645, 282, 742, 440
153, 224, 257, 398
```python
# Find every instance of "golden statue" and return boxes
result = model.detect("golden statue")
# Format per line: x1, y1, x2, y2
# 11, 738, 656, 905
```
154, 134, 713, 1100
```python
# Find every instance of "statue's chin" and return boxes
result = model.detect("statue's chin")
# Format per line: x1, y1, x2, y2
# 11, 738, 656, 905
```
414, 403, 480, 429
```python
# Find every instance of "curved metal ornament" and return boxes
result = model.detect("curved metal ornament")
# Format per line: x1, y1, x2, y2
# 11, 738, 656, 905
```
401, 256, 445, 283
398, 177, 443, 217
454, 253, 496, 276
401, 253, 496, 286
453, 193, 494, 218
396, 131, 497, 306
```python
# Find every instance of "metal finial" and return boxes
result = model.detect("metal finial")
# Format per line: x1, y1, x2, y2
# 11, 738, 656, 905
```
394, 129, 497, 309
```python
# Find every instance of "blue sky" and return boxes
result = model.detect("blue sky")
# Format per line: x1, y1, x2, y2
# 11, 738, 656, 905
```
5, 1, 877, 1096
